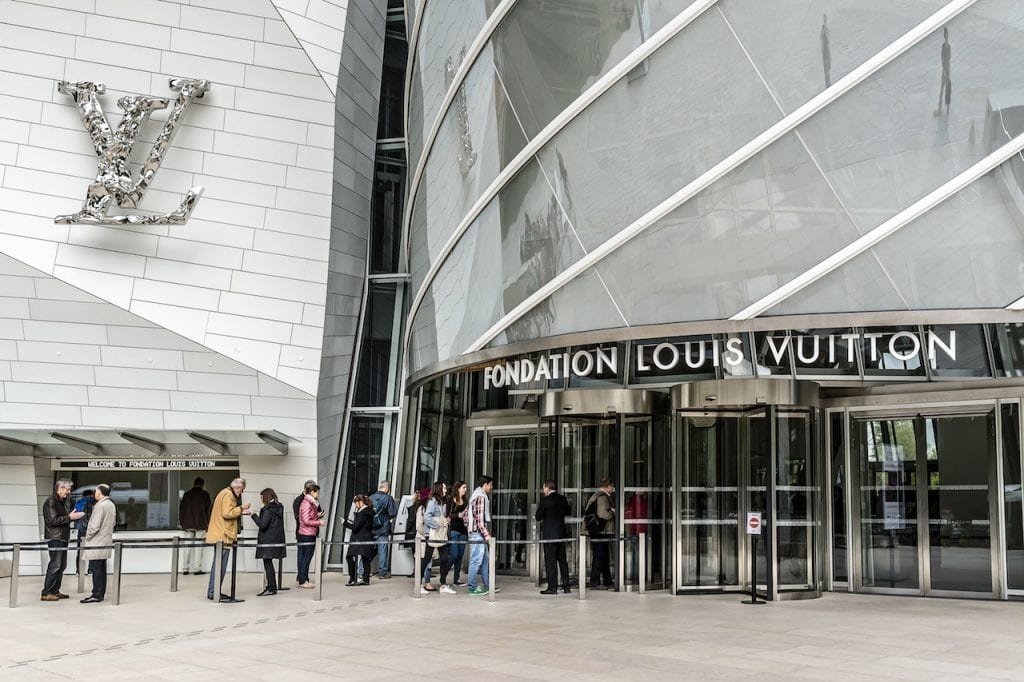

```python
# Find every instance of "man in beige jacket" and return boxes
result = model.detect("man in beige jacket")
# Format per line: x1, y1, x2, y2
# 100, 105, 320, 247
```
81, 484, 115, 604
205, 478, 251, 600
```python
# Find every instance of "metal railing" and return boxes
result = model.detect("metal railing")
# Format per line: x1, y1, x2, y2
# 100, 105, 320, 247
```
0, 531, 649, 608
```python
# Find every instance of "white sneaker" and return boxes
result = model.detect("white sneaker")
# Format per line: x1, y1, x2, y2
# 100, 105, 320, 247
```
420, 587, 432, 594
298, 582, 315, 589
440, 585, 456, 594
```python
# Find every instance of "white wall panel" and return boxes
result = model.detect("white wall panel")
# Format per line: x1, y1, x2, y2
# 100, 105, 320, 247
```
0, 0, 339, 395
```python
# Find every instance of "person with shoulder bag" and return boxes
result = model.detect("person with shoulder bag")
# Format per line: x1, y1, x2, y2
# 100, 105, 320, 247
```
343, 494, 375, 586
420, 481, 454, 594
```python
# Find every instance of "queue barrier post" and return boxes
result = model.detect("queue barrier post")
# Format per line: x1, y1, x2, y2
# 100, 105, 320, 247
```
313, 538, 323, 602
212, 541, 223, 604
638, 532, 647, 595
8, 545, 19, 608
77, 543, 86, 595
578, 535, 587, 601
413, 536, 422, 599
170, 536, 180, 593
487, 536, 496, 603
111, 541, 123, 606
276, 556, 289, 591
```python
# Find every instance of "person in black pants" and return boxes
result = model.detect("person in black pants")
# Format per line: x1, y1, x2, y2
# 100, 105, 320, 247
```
586, 478, 616, 590
535, 480, 571, 594
251, 488, 286, 596
41, 479, 84, 602
343, 494, 375, 585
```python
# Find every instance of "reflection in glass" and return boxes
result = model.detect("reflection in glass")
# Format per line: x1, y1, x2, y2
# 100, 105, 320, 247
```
370, 151, 405, 274
830, 411, 847, 583
793, 328, 859, 376
353, 283, 399, 407
777, 413, 814, 589
926, 324, 991, 378
860, 327, 925, 377
992, 323, 1024, 378
856, 417, 920, 590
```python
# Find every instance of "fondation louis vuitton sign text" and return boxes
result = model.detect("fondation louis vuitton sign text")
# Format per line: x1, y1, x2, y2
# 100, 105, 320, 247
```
484, 330, 958, 389
55, 78, 210, 225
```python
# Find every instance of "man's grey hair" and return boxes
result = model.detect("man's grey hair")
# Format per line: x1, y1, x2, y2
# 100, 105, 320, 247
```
230, 478, 246, 488
378, 481, 390, 492
54, 478, 74, 492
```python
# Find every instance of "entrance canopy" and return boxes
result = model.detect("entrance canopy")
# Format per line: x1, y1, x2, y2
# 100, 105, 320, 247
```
0, 429, 294, 458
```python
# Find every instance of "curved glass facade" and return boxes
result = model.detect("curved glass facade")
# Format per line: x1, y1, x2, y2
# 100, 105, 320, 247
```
406, 0, 1024, 374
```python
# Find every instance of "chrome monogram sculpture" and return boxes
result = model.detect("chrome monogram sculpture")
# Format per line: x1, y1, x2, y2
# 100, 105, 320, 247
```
444, 49, 476, 177
55, 77, 211, 225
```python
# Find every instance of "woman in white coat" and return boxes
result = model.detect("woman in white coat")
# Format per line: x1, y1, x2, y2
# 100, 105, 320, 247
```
81, 484, 116, 603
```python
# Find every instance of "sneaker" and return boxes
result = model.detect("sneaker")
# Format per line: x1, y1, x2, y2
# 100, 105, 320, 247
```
420, 587, 432, 594
440, 585, 456, 594
421, 583, 436, 592
298, 582, 315, 589
468, 586, 486, 595
453, 580, 464, 586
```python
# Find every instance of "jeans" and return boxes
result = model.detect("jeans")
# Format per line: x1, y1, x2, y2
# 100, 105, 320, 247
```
296, 534, 316, 584
206, 546, 231, 599
42, 539, 68, 596
375, 535, 391, 575
182, 529, 207, 573
262, 558, 277, 592
88, 559, 107, 599
466, 532, 489, 590
448, 530, 466, 582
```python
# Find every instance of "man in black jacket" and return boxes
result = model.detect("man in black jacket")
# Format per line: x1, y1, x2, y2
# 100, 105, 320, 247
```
535, 479, 571, 595
41, 479, 84, 601
179, 477, 212, 575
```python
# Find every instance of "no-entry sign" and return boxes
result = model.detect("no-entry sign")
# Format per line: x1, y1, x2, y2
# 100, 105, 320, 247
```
746, 512, 762, 535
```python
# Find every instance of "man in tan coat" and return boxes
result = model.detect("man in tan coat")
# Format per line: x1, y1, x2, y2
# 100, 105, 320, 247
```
205, 478, 251, 600
81, 484, 115, 603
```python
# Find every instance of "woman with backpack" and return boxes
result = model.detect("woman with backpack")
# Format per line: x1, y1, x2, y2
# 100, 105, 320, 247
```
419, 481, 454, 594
343, 494, 374, 586
251, 488, 285, 596
447, 480, 469, 586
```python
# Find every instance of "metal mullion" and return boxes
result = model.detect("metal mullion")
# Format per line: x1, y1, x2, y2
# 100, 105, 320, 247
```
671, 412, 680, 593
994, 401, 1007, 599
916, 415, 930, 594
843, 408, 854, 592
767, 404, 778, 600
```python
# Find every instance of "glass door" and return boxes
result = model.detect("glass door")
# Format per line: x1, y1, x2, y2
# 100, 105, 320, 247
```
852, 412, 997, 596
484, 431, 536, 576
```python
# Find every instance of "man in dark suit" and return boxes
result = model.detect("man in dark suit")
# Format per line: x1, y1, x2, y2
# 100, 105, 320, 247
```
535, 479, 571, 595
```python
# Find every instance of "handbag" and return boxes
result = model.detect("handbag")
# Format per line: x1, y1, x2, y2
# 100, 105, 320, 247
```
427, 513, 450, 548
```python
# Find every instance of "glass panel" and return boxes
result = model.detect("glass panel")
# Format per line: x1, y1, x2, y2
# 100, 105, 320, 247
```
753, 330, 793, 377
331, 414, 388, 563
414, 378, 443, 491
377, 34, 408, 139
927, 414, 993, 593
856, 417, 920, 590
353, 283, 399, 406
793, 328, 859, 376
861, 327, 926, 377
992, 323, 1024, 377
630, 335, 719, 385
1002, 402, 1024, 591
409, 160, 585, 372
492, 0, 692, 139
747, 414, 770, 591
777, 413, 814, 589
774, 166, 1024, 315
830, 411, 848, 583
926, 325, 991, 378
719, 0, 945, 114
537, 7, 783, 252
590, 131, 863, 326
679, 415, 740, 588
370, 151, 405, 274
407, 0, 492, 168
489, 433, 531, 574
623, 418, 664, 588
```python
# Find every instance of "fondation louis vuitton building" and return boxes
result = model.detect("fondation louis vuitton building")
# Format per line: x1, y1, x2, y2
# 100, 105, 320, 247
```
3, 0, 1024, 602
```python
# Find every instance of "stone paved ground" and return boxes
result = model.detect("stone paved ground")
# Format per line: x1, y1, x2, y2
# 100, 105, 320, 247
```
1, 571, 1023, 680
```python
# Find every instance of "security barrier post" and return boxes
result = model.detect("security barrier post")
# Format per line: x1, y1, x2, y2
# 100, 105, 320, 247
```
639, 532, 647, 595
314, 538, 323, 601
77, 544, 85, 595
487, 536, 496, 603
8, 545, 19, 608
212, 541, 223, 603
413, 536, 423, 599
111, 541, 123, 606
578, 536, 587, 601
170, 536, 180, 592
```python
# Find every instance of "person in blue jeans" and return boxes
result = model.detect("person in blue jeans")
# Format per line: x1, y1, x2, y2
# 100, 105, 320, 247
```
369, 481, 397, 579
446, 480, 469, 585
296, 483, 326, 588
466, 475, 499, 595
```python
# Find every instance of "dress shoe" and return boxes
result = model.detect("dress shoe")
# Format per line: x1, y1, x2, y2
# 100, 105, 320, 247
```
194, 570, 205, 575
345, 580, 358, 586
256, 589, 276, 597
562, 587, 572, 594
57, 592, 70, 599
355, 579, 369, 586
183, 570, 190, 575
40, 594, 60, 602
80, 596, 102, 604
540, 588, 559, 595
589, 583, 608, 590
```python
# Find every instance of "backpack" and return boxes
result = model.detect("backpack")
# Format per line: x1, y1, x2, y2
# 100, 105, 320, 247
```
583, 497, 603, 536
371, 495, 390, 533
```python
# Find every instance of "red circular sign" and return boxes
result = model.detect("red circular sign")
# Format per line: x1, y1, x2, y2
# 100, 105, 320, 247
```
749, 516, 760, 529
